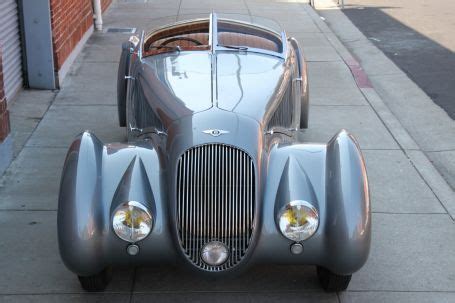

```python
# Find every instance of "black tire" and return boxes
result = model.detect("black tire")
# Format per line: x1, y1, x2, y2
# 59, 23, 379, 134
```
299, 81, 309, 129
78, 267, 112, 292
117, 42, 132, 127
316, 266, 352, 292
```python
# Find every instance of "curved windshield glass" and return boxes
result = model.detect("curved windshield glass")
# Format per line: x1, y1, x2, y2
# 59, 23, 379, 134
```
143, 17, 210, 56
217, 13, 283, 34
142, 13, 285, 57
216, 14, 284, 54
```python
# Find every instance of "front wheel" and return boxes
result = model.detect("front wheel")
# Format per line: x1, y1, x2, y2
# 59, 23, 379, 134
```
316, 266, 352, 292
299, 83, 309, 129
78, 267, 112, 292
117, 42, 132, 127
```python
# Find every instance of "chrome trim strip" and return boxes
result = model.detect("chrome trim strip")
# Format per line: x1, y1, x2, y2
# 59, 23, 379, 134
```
138, 30, 145, 60
209, 13, 218, 54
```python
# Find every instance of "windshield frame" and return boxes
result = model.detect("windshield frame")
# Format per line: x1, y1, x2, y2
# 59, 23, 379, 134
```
213, 13, 286, 59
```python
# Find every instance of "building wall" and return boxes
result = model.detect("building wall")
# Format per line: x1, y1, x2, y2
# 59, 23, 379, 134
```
1, 0, 113, 175
49, 0, 93, 70
0, 45, 10, 143
49, 0, 112, 71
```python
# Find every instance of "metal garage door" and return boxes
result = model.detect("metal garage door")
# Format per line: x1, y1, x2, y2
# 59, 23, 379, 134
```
0, 0, 23, 101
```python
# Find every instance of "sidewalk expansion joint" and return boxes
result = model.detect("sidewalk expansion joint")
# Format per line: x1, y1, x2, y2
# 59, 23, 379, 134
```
372, 211, 449, 215
76, 60, 120, 63
129, 267, 137, 303
306, 59, 342, 62
130, 290, 326, 294
358, 80, 455, 221
0, 209, 57, 212
426, 149, 455, 153
311, 104, 368, 107
51, 104, 117, 107
0, 291, 131, 296
345, 290, 455, 294
0, 91, 59, 177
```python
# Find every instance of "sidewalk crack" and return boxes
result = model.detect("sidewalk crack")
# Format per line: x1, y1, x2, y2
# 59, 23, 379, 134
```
129, 267, 137, 303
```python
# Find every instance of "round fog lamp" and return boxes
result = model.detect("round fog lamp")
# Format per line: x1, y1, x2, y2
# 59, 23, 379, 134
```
278, 200, 319, 242
113, 201, 152, 242
201, 241, 229, 266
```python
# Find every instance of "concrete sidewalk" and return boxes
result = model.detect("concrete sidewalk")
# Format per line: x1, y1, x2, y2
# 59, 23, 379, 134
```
314, 0, 455, 211
0, 0, 454, 302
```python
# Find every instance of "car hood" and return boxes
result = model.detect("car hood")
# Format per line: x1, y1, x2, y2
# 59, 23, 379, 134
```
141, 51, 286, 124
216, 51, 286, 121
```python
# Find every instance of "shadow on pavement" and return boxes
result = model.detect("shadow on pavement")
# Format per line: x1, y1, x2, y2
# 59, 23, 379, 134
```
342, 6, 455, 120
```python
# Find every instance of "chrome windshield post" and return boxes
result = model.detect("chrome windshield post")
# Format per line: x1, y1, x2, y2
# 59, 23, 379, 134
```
209, 12, 218, 54
138, 30, 145, 61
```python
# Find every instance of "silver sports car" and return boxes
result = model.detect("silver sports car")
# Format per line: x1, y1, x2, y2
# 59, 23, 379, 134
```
57, 13, 371, 292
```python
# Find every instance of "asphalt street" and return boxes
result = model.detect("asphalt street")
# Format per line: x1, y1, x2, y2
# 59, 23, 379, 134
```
341, 0, 455, 119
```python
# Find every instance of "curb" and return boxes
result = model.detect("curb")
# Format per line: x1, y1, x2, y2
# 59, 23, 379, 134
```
303, 3, 455, 220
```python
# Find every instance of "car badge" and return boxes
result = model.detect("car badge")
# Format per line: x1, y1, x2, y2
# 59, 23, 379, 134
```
202, 129, 229, 137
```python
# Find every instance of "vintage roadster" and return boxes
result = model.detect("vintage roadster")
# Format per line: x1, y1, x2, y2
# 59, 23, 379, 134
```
58, 13, 371, 292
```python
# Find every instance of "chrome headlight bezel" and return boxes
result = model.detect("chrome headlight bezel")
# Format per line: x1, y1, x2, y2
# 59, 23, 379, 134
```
277, 200, 319, 242
112, 201, 153, 243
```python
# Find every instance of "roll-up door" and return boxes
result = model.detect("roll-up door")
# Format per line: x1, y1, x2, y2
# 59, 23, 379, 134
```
0, 0, 23, 101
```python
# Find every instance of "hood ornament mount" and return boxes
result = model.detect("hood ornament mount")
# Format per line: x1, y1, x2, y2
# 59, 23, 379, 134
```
202, 129, 229, 137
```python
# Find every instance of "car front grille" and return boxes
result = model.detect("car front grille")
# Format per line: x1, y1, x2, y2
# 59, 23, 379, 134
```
176, 144, 256, 271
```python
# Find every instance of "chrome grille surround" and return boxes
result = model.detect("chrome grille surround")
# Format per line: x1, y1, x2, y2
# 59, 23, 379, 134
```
176, 144, 256, 271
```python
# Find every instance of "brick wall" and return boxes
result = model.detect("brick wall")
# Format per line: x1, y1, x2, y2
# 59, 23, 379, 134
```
0, 45, 10, 143
49, 0, 112, 71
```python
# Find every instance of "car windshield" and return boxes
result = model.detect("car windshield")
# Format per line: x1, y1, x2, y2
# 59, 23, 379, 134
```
143, 17, 210, 57
216, 14, 284, 54
142, 13, 284, 57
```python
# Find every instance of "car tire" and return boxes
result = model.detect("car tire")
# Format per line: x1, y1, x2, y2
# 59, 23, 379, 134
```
299, 83, 309, 129
78, 267, 112, 292
117, 42, 132, 127
316, 266, 351, 292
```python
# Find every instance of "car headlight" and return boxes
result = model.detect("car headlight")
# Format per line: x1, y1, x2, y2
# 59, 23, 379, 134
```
278, 200, 319, 242
112, 201, 152, 242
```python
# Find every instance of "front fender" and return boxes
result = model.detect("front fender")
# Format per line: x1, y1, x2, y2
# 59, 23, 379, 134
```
255, 130, 370, 275
58, 132, 172, 276
57, 132, 106, 275
323, 130, 371, 274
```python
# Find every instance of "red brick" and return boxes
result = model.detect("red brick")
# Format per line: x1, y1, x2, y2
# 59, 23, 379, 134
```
0, 110, 10, 142
49, 0, 112, 71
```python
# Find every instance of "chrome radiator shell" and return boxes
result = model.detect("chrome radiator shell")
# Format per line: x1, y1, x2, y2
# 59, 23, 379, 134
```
176, 143, 256, 271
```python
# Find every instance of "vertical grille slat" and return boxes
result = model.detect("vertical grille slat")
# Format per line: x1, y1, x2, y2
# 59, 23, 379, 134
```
176, 144, 256, 271
267, 83, 293, 129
